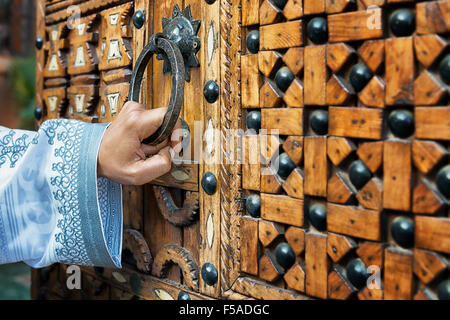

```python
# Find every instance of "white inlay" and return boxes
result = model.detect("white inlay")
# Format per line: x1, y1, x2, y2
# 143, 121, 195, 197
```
48, 54, 59, 72
107, 39, 122, 60
171, 170, 190, 181
107, 93, 120, 114
153, 289, 174, 300
74, 46, 85, 67
101, 39, 106, 57
109, 13, 119, 26
100, 102, 106, 117
75, 94, 85, 113
47, 96, 58, 112
206, 212, 214, 248
77, 23, 85, 36
205, 119, 214, 156
112, 272, 127, 283
51, 30, 58, 41
69, 106, 73, 116
207, 23, 215, 64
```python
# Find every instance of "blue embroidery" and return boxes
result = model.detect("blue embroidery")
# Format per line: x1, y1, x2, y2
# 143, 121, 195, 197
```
0, 130, 39, 168
48, 119, 91, 265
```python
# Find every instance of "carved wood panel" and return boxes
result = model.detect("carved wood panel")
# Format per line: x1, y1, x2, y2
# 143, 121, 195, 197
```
237, 0, 450, 300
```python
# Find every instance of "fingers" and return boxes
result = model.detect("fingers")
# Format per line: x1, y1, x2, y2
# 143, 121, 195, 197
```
135, 107, 168, 141
130, 146, 172, 185
141, 138, 169, 155
170, 119, 184, 153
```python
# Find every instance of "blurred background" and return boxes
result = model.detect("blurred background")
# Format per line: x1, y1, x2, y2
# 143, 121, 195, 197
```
0, 0, 37, 300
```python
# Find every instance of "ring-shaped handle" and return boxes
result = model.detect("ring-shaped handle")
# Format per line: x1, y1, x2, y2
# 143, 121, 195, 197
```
129, 35, 185, 145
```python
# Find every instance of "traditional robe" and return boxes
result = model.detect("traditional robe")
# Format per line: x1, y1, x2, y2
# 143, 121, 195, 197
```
0, 119, 122, 268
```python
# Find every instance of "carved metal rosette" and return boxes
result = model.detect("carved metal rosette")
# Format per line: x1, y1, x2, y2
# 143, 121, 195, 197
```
157, 4, 201, 82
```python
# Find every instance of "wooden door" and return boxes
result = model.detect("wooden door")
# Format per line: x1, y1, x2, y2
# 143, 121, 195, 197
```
33, 0, 450, 301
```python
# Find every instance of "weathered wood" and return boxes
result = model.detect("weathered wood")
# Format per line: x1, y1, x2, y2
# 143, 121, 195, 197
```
258, 51, 282, 78
413, 249, 448, 284
259, 0, 283, 26
357, 141, 383, 173
327, 137, 355, 167
240, 216, 259, 276
259, 252, 284, 282
327, 203, 381, 241
283, 79, 304, 107
357, 241, 384, 269
261, 193, 304, 227
359, 76, 385, 108
383, 141, 411, 211
282, 47, 304, 76
285, 226, 305, 256
261, 167, 283, 193
414, 34, 448, 68
260, 20, 303, 50
283, 0, 303, 20
412, 180, 446, 215
305, 232, 328, 299
232, 277, 308, 300
260, 80, 283, 107
416, 0, 450, 34
304, 136, 328, 197
327, 232, 357, 263
282, 168, 304, 199
282, 136, 304, 165
415, 107, 450, 140
261, 108, 303, 135
328, 267, 355, 300
326, 75, 354, 105
358, 40, 384, 73
327, 172, 354, 204
304, 45, 327, 105
415, 216, 450, 254
384, 248, 413, 300
385, 37, 414, 106
259, 220, 284, 247
242, 135, 261, 191
414, 70, 447, 106
326, 43, 354, 73
241, 54, 260, 108
284, 263, 306, 292
329, 107, 383, 140
242, 0, 259, 26
356, 178, 383, 211
304, 0, 325, 15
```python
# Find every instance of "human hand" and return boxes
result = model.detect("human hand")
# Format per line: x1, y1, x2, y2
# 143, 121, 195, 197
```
97, 101, 181, 185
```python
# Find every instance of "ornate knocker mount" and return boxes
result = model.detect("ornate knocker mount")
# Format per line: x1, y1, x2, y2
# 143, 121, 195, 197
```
128, 5, 200, 145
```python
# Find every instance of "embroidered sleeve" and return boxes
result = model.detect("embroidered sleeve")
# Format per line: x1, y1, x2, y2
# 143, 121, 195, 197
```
0, 119, 123, 268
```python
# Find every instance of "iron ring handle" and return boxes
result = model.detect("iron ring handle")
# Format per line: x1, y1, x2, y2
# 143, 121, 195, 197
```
129, 34, 185, 146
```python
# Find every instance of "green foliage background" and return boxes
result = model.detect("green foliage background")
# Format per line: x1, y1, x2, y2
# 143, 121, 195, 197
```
8, 56, 35, 130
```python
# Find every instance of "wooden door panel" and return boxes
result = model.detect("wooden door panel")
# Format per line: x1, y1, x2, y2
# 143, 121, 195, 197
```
235, 0, 450, 301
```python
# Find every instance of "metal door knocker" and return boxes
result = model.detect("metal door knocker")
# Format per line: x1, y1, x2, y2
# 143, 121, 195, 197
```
128, 5, 200, 146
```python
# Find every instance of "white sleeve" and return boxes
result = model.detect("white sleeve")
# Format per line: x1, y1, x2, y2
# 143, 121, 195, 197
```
0, 119, 123, 268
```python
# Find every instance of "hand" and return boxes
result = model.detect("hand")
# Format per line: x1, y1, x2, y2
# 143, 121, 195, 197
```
97, 101, 181, 185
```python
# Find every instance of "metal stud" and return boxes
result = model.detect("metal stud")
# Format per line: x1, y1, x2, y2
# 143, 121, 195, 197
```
391, 216, 414, 248
35, 106, 42, 121
205, 0, 216, 4
246, 30, 260, 54
275, 242, 295, 270
133, 10, 146, 29
35, 36, 43, 50
274, 66, 294, 92
307, 17, 328, 44
349, 160, 372, 190
436, 165, 450, 198
201, 171, 217, 195
388, 109, 414, 139
349, 63, 373, 92
203, 80, 219, 104
309, 203, 327, 231
201, 262, 218, 286
246, 110, 261, 133
438, 280, 450, 300
246, 194, 261, 218
178, 291, 191, 300
273, 152, 296, 180
389, 9, 416, 37
346, 258, 369, 290
310, 110, 328, 135
439, 54, 450, 85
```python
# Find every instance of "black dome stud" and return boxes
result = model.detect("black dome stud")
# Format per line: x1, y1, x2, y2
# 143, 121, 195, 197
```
388, 109, 415, 139
349, 63, 373, 92
272, 0, 288, 10
246, 30, 260, 54
389, 9, 416, 37
201, 172, 217, 195
438, 280, 450, 300
391, 216, 415, 248
201, 263, 218, 286
439, 54, 450, 85
307, 17, 328, 44
436, 165, 450, 198
349, 160, 372, 190
35, 36, 44, 50
178, 291, 191, 300
203, 80, 219, 104
273, 152, 296, 180
309, 203, 327, 231
133, 10, 146, 29
246, 194, 261, 218
274, 66, 295, 92
246, 111, 261, 133
35, 106, 42, 121
310, 110, 328, 135
275, 242, 296, 270
205, 0, 216, 4
346, 258, 369, 290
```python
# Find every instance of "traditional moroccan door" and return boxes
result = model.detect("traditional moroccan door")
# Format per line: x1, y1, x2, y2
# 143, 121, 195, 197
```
33, 0, 450, 300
